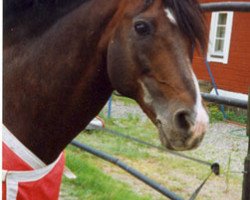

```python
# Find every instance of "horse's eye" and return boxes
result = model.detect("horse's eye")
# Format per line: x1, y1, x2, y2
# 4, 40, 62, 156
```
134, 21, 151, 36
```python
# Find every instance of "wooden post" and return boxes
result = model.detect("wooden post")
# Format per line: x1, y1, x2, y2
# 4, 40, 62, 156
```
242, 89, 250, 200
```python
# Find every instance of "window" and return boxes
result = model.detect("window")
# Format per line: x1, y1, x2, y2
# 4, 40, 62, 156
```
207, 12, 234, 64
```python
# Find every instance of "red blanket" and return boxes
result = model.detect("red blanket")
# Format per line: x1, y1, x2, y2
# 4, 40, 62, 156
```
2, 126, 65, 200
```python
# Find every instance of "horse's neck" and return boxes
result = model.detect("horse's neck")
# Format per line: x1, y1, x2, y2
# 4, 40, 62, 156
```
3, 0, 120, 164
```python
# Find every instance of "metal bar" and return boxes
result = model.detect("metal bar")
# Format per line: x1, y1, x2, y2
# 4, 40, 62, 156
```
203, 59, 227, 118
92, 125, 212, 167
201, 92, 248, 109
201, 2, 250, 12
242, 90, 250, 200
71, 140, 184, 200
107, 96, 112, 118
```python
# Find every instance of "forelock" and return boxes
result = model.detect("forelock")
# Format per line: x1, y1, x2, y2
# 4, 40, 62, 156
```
163, 0, 207, 52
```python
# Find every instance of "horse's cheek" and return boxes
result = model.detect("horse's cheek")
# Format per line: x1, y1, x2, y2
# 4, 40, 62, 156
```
107, 39, 137, 98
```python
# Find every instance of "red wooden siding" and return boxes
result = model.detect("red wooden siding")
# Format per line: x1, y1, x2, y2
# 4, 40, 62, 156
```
193, 0, 250, 94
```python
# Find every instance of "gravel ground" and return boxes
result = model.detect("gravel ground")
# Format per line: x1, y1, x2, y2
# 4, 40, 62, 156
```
103, 100, 248, 172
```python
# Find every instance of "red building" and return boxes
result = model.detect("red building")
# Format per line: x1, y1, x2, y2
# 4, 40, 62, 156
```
193, 0, 250, 95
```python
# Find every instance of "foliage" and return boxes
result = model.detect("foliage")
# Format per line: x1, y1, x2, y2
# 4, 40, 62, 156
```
226, 110, 247, 124
208, 104, 247, 124
208, 104, 224, 122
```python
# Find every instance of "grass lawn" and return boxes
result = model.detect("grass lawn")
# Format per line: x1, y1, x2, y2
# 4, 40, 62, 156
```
61, 96, 246, 200
61, 146, 152, 200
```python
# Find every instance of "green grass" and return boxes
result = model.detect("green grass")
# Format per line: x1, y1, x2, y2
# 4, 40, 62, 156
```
77, 114, 160, 160
63, 114, 212, 199
62, 96, 245, 199
208, 104, 247, 124
112, 93, 137, 106
62, 147, 152, 200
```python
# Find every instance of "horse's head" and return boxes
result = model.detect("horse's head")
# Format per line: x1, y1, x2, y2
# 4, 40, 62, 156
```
107, 0, 209, 151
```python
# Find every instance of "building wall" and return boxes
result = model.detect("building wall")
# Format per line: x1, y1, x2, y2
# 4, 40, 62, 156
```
193, 0, 250, 94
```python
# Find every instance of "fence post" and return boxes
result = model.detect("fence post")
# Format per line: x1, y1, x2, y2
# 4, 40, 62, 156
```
107, 96, 112, 118
242, 89, 250, 200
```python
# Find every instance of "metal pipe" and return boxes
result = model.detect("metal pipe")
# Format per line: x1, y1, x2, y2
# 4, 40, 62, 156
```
201, 92, 248, 109
107, 96, 112, 118
201, 2, 250, 12
242, 90, 250, 200
71, 140, 184, 200
92, 125, 212, 167
203, 59, 227, 118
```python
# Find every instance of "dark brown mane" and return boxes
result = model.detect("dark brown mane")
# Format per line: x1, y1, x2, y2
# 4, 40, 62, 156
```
3, 0, 90, 41
4, 0, 206, 51
163, 0, 207, 51
3, 0, 90, 19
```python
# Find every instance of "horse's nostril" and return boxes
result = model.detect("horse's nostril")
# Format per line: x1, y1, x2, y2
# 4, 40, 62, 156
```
174, 110, 192, 131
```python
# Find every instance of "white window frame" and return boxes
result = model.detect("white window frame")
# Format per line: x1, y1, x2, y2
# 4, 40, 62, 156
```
207, 12, 234, 64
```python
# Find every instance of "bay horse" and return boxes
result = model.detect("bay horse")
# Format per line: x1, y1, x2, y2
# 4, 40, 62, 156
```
3, 0, 209, 166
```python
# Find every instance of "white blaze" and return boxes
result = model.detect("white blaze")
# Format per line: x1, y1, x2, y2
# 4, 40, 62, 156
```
191, 71, 209, 125
164, 8, 177, 25
139, 81, 153, 105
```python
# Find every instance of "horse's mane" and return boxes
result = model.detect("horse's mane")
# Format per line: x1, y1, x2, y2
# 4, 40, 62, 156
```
3, 0, 90, 38
4, 0, 206, 51
3, 0, 89, 18
163, 0, 207, 51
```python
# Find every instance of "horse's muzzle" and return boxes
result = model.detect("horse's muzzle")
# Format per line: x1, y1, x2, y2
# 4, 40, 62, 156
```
156, 106, 209, 151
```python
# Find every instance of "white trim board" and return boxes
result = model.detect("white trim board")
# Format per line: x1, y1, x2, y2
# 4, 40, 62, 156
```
207, 12, 234, 64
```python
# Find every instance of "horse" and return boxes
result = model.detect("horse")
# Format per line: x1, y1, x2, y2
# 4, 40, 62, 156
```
3, 0, 208, 185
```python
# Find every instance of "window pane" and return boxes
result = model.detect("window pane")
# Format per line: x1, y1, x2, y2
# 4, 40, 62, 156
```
218, 13, 227, 25
216, 26, 226, 38
215, 39, 224, 53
